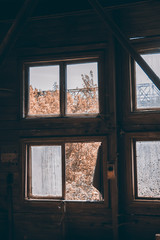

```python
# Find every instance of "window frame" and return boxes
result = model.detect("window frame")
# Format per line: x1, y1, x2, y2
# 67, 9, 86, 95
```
131, 50, 160, 113
119, 43, 160, 127
26, 143, 64, 200
21, 136, 108, 206
117, 41, 160, 215
22, 52, 104, 119
19, 45, 113, 214
123, 132, 160, 215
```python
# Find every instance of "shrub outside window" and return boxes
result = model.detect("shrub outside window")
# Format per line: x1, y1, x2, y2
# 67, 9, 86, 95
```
23, 138, 105, 202
23, 57, 100, 118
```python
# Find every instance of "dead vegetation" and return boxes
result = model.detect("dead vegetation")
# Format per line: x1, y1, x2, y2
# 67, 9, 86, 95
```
29, 72, 101, 200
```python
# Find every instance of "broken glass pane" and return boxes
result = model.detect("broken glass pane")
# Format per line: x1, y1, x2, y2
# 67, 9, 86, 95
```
65, 142, 101, 201
136, 141, 160, 198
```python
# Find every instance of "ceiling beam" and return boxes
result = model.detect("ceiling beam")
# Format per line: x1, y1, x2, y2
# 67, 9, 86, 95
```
0, 0, 39, 70
88, 0, 160, 91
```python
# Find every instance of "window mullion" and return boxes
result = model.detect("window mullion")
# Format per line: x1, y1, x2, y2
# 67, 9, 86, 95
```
132, 139, 137, 199
62, 143, 65, 200
25, 66, 29, 118
60, 62, 66, 117
28, 145, 32, 199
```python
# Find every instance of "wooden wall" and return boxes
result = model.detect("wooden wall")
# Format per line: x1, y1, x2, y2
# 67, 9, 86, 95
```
0, 1, 160, 240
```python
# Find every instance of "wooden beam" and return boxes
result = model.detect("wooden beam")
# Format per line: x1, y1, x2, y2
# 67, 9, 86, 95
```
88, 0, 160, 91
108, 35, 119, 240
0, 0, 39, 69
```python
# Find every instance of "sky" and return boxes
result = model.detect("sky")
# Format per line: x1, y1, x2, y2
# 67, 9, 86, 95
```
29, 54, 160, 101
136, 53, 160, 85
29, 62, 98, 91
29, 65, 59, 91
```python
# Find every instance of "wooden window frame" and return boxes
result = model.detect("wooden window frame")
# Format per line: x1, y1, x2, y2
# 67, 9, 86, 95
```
120, 43, 160, 127
123, 132, 160, 215
117, 41, 160, 215
131, 50, 160, 113
22, 52, 104, 119
26, 143, 64, 200
19, 44, 113, 215
21, 136, 108, 208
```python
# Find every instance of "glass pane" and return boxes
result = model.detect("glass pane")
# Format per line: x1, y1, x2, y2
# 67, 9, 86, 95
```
31, 146, 62, 197
136, 141, 160, 198
65, 142, 101, 201
136, 53, 160, 109
66, 62, 99, 115
29, 65, 60, 115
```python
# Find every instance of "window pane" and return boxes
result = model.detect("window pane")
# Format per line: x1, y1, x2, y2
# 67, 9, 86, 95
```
136, 54, 160, 109
29, 65, 60, 115
66, 62, 99, 115
136, 141, 160, 198
65, 142, 101, 201
31, 146, 62, 197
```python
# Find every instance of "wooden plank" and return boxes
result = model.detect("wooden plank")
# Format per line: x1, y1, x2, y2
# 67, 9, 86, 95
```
115, 2, 160, 38
106, 34, 119, 240
7, 173, 14, 240
60, 63, 66, 117
0, 0, 39, 70
88, 0, 160, 91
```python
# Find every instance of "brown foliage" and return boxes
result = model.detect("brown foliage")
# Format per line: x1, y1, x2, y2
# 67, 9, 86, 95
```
29, 73, 101, 200
29, 86, 60, 115
65, 142, 101, 201
29, 71, 98, 115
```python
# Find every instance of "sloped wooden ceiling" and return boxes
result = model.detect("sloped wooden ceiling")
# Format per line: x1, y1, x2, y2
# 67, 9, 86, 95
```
0, 0, 158, 92
0, 0, 159, 41
0, 0, 151, 21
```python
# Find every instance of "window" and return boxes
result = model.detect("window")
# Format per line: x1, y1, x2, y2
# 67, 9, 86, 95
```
133, 140, 160, 199
121, 46, 160, 214
21, 50, 108, 206
23, 138, 106, 202
133, 52, 160, 110
30, 145, 62, 198
29, 65, 60, 115
124, 133, 160, 207
23, 57, 100, 118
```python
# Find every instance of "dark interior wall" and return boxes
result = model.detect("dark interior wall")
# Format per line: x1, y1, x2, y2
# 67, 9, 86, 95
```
0, 7, 112, 240
0, 1, 160, 240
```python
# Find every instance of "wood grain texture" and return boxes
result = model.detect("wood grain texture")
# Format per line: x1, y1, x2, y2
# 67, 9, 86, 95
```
0, 2, 160, 240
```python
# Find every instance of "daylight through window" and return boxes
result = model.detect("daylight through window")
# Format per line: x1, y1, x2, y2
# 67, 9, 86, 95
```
134, 140, 160, 199
66, 63, 99, 115
25, 59, 99, 117
25, 141, 103, 201
31, 145, 62, 198
135, 53, 160, 110
29, 65, 60, 115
